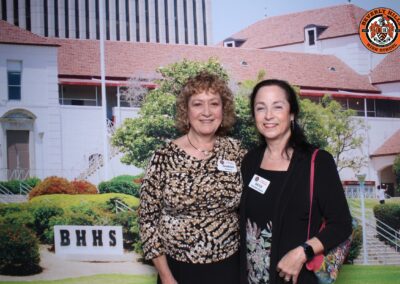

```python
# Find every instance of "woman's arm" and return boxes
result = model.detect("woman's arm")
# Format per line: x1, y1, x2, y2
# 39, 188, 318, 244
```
153, 255, 177, 284
314, 150, 353, 251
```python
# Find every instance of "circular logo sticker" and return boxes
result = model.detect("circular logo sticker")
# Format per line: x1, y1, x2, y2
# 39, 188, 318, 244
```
359, 7, 400, 54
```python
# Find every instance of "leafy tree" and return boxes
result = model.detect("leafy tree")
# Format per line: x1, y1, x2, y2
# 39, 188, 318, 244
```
393, 154, 400, 193
113, 59, 367, 174
112, 58, 231, 168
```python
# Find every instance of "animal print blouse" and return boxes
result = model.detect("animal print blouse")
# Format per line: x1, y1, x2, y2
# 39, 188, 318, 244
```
139, 136, 246, 264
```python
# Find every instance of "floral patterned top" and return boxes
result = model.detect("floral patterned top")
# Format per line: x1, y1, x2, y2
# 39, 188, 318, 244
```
246, 169, 287, 284
139, 137, 246, 263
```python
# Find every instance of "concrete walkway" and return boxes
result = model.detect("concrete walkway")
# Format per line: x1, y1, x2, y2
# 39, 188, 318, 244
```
0, 245, 156, 281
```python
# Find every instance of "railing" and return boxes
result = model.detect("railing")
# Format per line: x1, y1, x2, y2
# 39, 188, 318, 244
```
7, 168, 30, 180
19, 182, 32, 195
107, 118, 116, 136
349, 199, 400, 253
0, 184, 13, 203
114, 199, 134, 213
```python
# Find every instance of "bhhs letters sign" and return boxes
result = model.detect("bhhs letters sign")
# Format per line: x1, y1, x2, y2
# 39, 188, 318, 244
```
54, 225, 123, 255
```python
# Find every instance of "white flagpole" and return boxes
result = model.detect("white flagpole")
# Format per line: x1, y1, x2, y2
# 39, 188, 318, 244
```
99, 0, 109, 180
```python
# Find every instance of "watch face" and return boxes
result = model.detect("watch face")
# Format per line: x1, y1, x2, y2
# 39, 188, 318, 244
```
302, 243, 314, 260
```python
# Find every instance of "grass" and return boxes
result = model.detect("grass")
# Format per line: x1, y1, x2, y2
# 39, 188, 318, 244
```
1, 266, 399, 284
0, 274, 157, 284
336, 265, 400, 284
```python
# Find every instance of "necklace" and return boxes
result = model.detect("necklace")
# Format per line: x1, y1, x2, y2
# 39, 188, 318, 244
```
187, 134, 214, 156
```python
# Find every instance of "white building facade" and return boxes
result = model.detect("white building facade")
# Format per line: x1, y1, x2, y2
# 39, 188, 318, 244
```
0, 0, 212, 45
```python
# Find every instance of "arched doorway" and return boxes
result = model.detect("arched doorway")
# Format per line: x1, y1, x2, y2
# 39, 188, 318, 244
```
0, 109, 36, 180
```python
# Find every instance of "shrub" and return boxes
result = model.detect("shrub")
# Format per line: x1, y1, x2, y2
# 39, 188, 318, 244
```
373, 203, 400, 248
110, 210, 142, 253
70, 180, 98, 194
0, 224, 42, 275
43, 212, 97, 244
32, 206, 64, 242
0, 210, 35, 230
0, 177, 41, 194
29, 176, 74, 199
98, 180, 140, 197
347, 220, 362, 263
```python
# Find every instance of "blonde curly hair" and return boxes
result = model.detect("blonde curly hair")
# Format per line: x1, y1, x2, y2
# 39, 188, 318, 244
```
175, 72, 236, 135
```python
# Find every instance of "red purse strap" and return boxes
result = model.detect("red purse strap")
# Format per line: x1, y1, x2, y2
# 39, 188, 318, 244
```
307, 149, 319, 240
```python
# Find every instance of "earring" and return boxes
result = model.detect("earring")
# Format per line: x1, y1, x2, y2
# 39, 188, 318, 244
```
291, 120, 295, 131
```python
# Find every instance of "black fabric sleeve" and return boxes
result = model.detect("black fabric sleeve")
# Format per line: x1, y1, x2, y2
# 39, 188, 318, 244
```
313, 150, 353, 252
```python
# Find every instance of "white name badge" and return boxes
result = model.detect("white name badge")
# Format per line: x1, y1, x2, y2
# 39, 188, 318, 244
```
249, 174, 270, 194
217, 159, 237, 173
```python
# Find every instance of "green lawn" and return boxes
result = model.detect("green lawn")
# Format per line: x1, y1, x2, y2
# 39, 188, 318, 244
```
336, 265, 400, 284
1, 266, 400, 284
0, 274, 157, 284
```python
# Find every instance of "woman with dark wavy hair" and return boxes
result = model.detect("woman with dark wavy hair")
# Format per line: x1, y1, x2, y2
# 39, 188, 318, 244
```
240, 79, 352, 284
139, 72, 245, 284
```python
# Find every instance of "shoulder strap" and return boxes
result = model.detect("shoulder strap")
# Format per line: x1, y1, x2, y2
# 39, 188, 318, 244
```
307, 149, 319, 240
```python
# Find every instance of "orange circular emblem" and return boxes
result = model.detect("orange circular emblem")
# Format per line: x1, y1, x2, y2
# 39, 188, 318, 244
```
359, 7, 400, 54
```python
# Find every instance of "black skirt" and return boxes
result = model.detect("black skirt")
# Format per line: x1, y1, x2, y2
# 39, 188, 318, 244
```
157, 252, 240, 284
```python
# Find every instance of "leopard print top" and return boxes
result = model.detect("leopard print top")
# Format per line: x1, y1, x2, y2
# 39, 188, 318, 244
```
139, 136, 246, 263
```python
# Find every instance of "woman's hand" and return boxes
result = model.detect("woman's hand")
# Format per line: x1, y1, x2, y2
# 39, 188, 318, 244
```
153, 255, 178, 284
276, 246, 307, 284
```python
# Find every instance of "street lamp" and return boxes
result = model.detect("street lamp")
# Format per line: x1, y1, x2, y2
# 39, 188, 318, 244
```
357, 174, 368, 264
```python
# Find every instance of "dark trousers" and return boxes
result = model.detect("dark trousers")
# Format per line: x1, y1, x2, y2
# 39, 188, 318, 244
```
157, 252, 240, 284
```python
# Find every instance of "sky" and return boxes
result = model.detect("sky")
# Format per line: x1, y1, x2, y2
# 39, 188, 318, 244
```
212, 0, 400, 44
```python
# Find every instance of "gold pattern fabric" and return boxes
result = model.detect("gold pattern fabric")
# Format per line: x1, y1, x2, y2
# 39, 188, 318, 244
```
139, 137, 246, 263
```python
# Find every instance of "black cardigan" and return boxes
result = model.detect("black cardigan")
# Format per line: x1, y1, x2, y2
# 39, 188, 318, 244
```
239, 145, 352, 284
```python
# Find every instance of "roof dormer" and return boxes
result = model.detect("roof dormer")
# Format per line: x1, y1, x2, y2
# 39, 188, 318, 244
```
304, 24, 327, 47
223, 37, 246, 48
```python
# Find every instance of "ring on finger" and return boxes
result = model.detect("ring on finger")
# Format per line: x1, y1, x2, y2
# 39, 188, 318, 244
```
284, 276, 291, 282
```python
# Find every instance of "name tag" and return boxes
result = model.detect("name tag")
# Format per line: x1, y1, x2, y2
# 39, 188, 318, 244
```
249, 174, 270, 194
217, 159, 237, 173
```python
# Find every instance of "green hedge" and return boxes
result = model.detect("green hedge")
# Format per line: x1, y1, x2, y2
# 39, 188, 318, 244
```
0, 224, 42, 275
373, 204, 400, 247
0, 177, 41, 194
347, 220, 362, 263
98, 181, 140, 197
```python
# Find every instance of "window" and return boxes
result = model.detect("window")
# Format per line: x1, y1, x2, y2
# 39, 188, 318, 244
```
305, 27, 317, 46
155, 0, 159, 42
183, 0, 188, 44
54, 0, 59, 37
125, 0, 130, 41
348, 98, 365, 116
192, 0, 197, 44
174, 0, 179, 43
25, 0, 31, 30
116, 0, 120, 40
44, 0, 48, 36
164, 0, 169, 43
224, 41, 235, 47
202, 0, 207, 45
1, 0, 6, 20
13, 0, 19, 26
95, 0, 99, 39
105, 0, 110, 40
85, 0, 90, 38
65, 0, 69, 38
7, 61, 22, 100
135, 0, 140, 41
145, 0, 149, 42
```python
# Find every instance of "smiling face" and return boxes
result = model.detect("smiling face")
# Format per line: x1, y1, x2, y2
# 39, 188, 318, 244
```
253, 85, 294, 144
187, 90, 223, 137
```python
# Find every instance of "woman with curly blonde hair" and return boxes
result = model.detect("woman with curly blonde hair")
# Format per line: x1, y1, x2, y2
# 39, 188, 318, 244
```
139, 71, 245, 284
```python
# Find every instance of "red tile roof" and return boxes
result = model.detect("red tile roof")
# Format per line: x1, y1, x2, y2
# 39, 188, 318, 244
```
371, 48, 400, 84
371, 130, 400, 157
53, 38, 378, 93
0, 20, 58, 46
220, 4, 367, 49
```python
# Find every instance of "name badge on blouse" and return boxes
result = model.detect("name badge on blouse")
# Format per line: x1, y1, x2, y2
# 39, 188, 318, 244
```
217, 159, 237, 173
249, 174, 270, 194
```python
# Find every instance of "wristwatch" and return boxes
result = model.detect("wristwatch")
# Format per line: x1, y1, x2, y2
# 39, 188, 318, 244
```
300, 243, 315, 261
